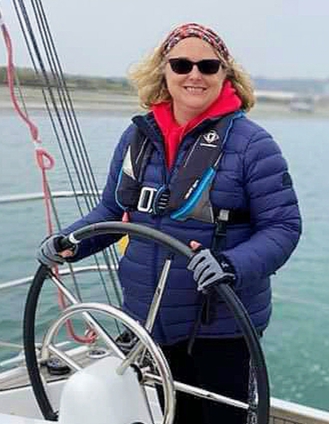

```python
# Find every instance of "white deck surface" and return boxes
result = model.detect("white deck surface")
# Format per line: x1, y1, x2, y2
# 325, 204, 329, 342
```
0, 414, 48, 424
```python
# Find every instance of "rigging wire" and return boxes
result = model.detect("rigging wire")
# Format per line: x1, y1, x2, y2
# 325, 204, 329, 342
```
13, 0, 121, 296
32, 0, 101, 208
3, 1, 123, 338
16, 0, 121, 307
1, 6, 98, 344
14, 0, 92, 214
12, 0, 85, 217
19, 0, 119, 290
30, 0, 122, 290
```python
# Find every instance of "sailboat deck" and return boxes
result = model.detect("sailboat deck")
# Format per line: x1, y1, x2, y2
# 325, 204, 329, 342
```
1, 362, 329, 424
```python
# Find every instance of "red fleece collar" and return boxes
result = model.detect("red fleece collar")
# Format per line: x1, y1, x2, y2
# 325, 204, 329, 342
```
151, 80, 242, 168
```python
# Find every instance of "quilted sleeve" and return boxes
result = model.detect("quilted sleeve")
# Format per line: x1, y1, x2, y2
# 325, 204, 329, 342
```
221, 128, 302, 289
60, 125, 135, 260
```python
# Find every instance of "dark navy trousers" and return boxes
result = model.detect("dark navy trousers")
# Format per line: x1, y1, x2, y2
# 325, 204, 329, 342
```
158, 338, 250, 424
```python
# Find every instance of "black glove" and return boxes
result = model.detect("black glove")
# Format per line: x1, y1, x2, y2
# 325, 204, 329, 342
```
187, 249, 235, 292
37, 234, 66, 267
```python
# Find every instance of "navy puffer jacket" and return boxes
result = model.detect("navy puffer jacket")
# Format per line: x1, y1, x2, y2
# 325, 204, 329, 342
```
63, 112, 302, 345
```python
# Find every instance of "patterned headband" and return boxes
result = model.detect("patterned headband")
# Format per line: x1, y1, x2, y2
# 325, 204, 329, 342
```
161, 23, 231, 61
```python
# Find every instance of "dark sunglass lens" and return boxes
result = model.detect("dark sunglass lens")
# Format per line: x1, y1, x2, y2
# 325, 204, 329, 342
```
198, 60, 221, 74
169, 58, 193, 74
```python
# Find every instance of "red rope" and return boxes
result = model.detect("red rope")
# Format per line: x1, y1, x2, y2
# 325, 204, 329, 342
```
1, 17, 95, 345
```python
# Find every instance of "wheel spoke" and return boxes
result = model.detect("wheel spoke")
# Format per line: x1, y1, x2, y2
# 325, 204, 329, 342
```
144, 371, 249, 410
139, 384, 157, 424
49, 272, 84, 305
49, 273, 125, 359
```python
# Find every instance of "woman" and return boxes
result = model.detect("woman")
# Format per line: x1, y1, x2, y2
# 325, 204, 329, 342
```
38, 23, 302, 424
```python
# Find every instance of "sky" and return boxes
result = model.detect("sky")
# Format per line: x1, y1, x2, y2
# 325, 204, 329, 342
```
0, 0, 329, 80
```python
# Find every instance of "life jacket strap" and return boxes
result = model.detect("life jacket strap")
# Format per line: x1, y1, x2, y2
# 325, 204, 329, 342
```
212, 208, 251, 252
136, 185, 250, 225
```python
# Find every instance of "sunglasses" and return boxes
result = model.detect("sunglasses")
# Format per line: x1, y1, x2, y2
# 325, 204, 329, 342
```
168, 58, 222, 75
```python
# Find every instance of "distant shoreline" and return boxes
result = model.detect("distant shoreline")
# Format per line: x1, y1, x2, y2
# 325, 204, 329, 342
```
1, 86, 329, 118
0, 86, 140, 115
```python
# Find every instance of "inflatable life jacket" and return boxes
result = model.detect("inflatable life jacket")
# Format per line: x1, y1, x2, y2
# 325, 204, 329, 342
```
115, 111, 249, 228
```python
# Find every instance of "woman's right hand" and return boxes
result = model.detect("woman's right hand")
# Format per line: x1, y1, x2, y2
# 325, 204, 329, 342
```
37, 234, 75, 268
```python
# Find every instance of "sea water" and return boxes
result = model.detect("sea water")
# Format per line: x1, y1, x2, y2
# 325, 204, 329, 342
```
0, 110, 328, 411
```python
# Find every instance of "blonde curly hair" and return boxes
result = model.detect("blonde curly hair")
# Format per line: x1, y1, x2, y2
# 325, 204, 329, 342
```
128, 39, 255, 112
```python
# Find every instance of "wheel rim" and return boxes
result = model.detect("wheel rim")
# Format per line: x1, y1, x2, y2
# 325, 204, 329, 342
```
24, 222, 270, 424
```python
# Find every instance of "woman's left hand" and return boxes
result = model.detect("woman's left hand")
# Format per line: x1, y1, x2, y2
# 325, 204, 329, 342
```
187, 247, 235, 292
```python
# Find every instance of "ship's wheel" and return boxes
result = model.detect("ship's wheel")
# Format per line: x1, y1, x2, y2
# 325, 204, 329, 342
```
24, 222, 269, 424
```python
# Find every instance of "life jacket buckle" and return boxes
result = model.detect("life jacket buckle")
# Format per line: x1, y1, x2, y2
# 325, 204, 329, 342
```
153, 187, 170, 215
137, 186, 157, 213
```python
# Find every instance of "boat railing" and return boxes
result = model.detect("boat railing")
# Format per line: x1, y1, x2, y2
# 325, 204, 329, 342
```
0, 190, 102, 205
0, 265, 112, 291
270, 398, 329, 424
